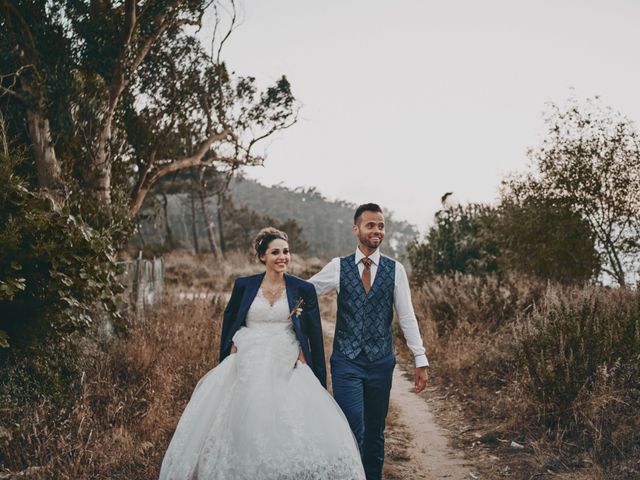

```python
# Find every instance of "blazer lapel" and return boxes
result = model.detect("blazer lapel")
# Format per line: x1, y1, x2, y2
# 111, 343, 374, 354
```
284, 273, 296, 314
234, 273, 264, 328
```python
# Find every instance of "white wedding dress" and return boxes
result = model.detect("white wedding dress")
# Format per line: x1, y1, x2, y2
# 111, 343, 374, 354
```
158, 289, 365, 480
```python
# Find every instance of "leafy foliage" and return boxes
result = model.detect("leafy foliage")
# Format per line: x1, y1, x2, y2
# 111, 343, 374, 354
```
1, 1, 297, 217
495, 196, 600, 284
406, 203, 499, 284
408, 195, 602, 286
509, 96, 640, 286
0, 152, 124, 351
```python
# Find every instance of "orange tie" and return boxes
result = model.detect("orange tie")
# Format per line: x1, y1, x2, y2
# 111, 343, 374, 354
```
361, 257, 373, 293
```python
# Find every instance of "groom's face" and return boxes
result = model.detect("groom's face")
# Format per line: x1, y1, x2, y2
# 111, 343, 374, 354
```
354, 211, 385, 250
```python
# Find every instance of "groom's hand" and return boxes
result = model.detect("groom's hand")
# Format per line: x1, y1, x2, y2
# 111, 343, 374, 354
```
415, 367, 428, 393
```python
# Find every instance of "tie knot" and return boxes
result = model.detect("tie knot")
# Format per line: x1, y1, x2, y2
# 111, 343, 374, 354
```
361, 257, 373, 268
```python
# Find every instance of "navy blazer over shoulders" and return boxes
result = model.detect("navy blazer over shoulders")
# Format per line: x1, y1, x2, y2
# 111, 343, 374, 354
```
219, 272, 327, 388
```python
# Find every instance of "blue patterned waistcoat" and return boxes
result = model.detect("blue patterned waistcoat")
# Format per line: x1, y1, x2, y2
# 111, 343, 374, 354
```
335, 254, 396, 361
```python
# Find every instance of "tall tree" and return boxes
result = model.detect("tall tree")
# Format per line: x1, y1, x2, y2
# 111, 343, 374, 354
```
508, 97, 640, 286
1, 0, 297, 223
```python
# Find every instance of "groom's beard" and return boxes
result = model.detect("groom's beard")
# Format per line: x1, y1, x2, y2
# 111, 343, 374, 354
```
360, 234, 383, 250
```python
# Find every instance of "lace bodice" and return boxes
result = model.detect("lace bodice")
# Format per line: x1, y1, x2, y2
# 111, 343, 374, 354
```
245, 289, 292, 331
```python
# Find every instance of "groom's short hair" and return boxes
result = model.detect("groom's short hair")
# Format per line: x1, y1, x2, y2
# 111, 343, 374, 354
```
354, 203, 383, 225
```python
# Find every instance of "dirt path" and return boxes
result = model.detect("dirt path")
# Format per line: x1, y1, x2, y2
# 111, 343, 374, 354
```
318, 294, 477, 480
384, 369, 475, 480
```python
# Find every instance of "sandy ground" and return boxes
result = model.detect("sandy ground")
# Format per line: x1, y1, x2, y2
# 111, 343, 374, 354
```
383, 368, 476, 480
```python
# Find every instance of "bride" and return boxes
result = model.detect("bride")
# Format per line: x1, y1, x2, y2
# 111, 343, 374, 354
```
158, 227, 365, 480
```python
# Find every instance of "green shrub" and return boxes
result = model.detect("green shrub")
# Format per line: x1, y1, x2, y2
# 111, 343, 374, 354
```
407, 204, 499, 284
0, 153, 124, 353
495, 196, 600, 284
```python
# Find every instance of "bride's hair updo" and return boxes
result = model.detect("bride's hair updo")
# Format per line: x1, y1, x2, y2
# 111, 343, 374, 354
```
253, 227, 289, 262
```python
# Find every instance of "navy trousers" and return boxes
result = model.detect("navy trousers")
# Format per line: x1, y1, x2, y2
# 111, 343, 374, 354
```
330, 348, 396, 480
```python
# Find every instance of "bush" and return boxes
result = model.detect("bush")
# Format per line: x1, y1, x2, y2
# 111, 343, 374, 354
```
413, 273, 545, 335
495, 196, 600, 284
408, 199, 601, 286
406, 204, 499, 284
0, 153, 124, 352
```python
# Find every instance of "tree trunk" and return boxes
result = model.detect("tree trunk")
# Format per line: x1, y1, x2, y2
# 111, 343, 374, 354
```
197, 178, 220, 258
190, 176, 200, 254
138, 225, 148, 249
87, 124, 113, 208
217, 196, 226, 254
603, 235, 627, 287
25, 106, 64, 202
160, 192, 175, 249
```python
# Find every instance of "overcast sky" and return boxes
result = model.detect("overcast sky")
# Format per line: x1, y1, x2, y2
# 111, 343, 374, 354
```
201, 1, 640, 232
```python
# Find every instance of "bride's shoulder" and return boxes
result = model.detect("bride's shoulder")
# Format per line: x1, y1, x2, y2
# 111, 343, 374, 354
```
233, 273, 262, 286
285, 273, 314, 290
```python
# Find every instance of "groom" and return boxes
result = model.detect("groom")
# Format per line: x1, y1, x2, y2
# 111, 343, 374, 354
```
309, 203, 429, 480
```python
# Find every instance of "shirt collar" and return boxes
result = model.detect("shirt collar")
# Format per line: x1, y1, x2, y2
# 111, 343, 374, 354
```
355, 246, 380, 266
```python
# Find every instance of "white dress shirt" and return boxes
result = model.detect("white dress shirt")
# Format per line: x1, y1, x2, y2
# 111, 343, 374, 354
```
309, 247, 429, 368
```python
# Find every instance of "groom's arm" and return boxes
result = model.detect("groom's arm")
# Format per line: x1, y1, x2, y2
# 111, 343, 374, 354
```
308, 257, 340, 295
394, 262, 429, 393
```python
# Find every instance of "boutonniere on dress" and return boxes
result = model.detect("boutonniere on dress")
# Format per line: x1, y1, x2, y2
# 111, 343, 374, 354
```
287, 297, 304, 319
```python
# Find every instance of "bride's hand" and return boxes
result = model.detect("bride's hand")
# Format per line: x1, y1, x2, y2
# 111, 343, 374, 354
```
230, 343, 237, 354
295, 349, 306, 366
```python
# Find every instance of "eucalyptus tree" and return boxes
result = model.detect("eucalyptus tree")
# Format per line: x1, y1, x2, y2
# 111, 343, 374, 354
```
0, 0, 297, 225
0, 0, 296, 350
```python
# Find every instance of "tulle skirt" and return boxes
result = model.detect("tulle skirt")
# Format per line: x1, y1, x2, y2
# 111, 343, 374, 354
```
158, 325, 365, 480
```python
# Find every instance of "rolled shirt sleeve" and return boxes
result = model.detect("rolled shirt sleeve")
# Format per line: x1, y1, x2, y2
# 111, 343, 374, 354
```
394, 262, 429, 368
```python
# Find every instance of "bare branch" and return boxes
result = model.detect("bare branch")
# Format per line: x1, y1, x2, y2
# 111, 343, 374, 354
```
0, 64, 37, 102
128, 128, 231, 217
215, 0, 237, 64
0, 110, 9, 157
123, 0, 138, 49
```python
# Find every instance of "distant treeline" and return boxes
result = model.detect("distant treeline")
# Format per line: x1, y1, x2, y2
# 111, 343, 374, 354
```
134, 176, 419, 259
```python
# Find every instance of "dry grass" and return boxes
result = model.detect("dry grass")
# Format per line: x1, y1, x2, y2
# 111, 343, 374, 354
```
1, 296, 224, 479
398, 274, 640, 479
